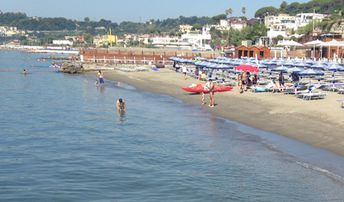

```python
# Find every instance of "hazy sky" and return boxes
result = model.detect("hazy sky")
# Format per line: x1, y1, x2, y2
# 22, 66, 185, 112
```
1, 0, 308, 22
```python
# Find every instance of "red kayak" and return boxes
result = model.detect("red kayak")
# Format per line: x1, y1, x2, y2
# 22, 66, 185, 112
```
182, 84, 232, 94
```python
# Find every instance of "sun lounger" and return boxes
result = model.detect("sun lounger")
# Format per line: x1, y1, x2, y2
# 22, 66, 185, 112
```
338, 89, 344, 94
298, 92, 326, 100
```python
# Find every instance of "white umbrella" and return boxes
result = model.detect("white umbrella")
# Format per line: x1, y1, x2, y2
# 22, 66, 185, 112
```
321, 39, 344, 47
304, 39, 323, 46
278, 40, 303, 47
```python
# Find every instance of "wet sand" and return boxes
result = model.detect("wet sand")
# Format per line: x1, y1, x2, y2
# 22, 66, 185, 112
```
96, 67, 344, 156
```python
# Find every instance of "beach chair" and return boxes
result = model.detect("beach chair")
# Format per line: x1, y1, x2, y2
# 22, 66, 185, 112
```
338, 89, 344, 94
302, 92, 326, 100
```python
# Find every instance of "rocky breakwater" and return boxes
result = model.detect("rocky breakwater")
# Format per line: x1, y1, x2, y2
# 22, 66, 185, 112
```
58, 62, 84, 74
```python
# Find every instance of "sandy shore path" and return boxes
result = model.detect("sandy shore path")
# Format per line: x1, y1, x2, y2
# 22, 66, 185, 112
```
98, 68, 344, 156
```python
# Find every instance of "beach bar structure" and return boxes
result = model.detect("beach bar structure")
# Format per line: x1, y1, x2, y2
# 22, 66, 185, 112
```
80, 48, 219, 64
235, 46, 270, 59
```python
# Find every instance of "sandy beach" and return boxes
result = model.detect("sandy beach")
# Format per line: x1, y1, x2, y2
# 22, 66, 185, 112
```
92, 66, 344, 156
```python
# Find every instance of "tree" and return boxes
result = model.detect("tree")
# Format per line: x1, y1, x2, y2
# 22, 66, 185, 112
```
225, 8, 233, 18
242, 7, 246, 17
192, 23, 202, 31
276, 35, 284, 41
255, 7, 279, 19
280, 1, 288, 12
211, 14, 226, 24
84, 17, 90, 22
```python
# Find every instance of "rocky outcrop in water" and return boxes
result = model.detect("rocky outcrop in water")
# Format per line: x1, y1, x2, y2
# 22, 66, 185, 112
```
58, 62, 84, 74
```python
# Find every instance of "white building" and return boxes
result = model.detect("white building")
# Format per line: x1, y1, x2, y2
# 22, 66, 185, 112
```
181, 27, 212, 51
52, 40, 73, 46
0, 26, 24, 37
213, 18, 247, 31
264, 13, 326, 39
265, 14, 296, 31
295, 13, 326, 27
149, 27, 213, 51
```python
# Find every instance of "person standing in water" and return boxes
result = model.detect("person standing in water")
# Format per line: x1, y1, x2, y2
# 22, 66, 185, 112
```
116, 98, 126, 111
97, 70, 104, 85
206, 79, 215, 107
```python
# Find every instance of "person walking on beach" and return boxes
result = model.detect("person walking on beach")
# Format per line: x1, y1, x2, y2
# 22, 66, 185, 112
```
207, 79, 215, 108
182, 66, 187, 80
116, 98, 126, 111
241, 72, 248, 92
237, 72, 243, 93
278, 72, 285, 92
97, 70, 105, 85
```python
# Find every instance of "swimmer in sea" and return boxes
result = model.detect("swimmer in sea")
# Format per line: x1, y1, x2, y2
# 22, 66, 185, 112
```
116, 98, 125, 111
22, 69, 28, 74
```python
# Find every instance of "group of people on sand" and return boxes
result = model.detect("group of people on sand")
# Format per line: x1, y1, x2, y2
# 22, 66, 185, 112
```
201, 79, 215, 107
237, 72, 258, 93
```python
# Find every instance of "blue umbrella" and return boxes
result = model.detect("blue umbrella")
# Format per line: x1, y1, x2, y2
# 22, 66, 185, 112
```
272, 66, 288, 73
287, 67, 304, 73
283, 60, 295, 67
294, 62, 310, 68
311, 62, 327, 70
298, 69, 324, 76
327, 63, 344, 72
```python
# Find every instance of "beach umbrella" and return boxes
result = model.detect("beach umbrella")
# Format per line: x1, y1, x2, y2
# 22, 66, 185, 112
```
283, 60, 295, 67
310, 62, 327, 70
327, 63, 344, 72
294, 62, 310, 68
304, 39, 323, 46
287, 67, 304, 73
298, 69, 324, 77
321, 39, 344, 47
272, 66, 288, 73
278, 40, 303, 47
257, 63, 268, 69
235, 65, 258, 73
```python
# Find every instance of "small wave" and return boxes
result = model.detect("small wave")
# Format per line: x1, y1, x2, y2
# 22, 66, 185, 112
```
296, 161, 344, 184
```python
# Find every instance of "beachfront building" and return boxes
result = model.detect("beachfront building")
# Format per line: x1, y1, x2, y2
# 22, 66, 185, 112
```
93, 34, 118, 47
235, 45, 270, 59
65, 35, 85, 44
0, 26, 25, 37
179, 24, 193, 33
295, 13, 327, 28
148, 26, 213, 51
213, 17, 247, 31
264, 13, 326, 40
52, 40, 73, 46
180, 26, 213, 51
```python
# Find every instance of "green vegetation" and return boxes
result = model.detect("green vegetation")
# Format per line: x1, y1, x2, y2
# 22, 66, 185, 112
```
255, 0, 344, 18
0, 12, 211, 35
210, 22, 267, 47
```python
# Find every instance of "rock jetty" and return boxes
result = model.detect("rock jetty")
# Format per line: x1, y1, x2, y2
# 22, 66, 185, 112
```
58, 62, 84, 74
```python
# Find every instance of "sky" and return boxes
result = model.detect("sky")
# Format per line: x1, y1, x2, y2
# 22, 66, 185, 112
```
0, 0, 309, 23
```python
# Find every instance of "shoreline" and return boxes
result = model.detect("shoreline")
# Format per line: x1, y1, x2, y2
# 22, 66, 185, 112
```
91, 66, 344, 157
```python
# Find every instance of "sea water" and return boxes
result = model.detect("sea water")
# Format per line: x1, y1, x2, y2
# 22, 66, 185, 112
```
1, 51, 344, 201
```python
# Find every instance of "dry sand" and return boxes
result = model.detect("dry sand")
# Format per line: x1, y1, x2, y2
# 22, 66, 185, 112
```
95, 67, 344, 156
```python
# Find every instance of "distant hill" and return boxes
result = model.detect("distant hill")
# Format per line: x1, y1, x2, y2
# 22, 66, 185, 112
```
0, 11, 217, 35
255, 0, 344, 18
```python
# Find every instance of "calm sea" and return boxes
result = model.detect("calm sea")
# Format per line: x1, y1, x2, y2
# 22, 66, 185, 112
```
1, 51, 344, 201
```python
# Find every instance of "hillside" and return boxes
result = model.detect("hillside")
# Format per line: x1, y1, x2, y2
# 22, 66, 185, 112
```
255, 0, 344, 18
